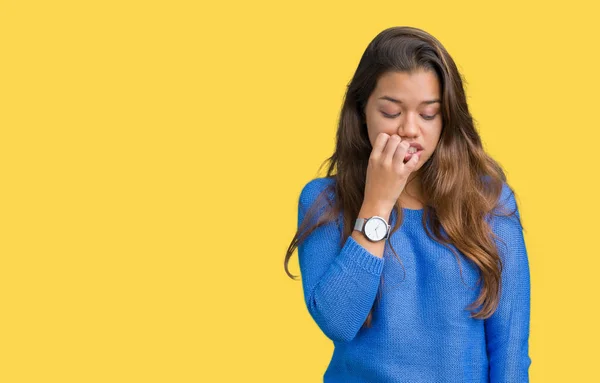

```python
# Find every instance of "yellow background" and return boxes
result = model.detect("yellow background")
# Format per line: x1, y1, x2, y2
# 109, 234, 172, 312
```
1, 0, 598, 381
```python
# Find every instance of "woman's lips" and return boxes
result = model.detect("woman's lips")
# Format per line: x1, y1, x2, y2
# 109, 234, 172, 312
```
403, 149, 423, 163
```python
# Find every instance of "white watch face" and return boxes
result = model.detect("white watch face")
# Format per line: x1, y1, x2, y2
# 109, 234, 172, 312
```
364, 217, 387, 241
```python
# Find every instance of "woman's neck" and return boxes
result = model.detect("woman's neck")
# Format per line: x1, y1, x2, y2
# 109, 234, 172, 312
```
398, 175, 425, 209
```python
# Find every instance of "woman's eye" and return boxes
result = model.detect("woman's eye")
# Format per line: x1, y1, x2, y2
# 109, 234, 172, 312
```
382, 111, 437, 120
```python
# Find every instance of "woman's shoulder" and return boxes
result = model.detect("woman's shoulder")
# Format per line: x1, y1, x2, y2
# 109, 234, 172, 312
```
495, 181, 519, 217
480, 175, 518, 212
483, 180, 523, 236
299, 176, 337, 208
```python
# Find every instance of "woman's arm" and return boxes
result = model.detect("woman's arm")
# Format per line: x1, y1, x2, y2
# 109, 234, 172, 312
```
297, 178, 385, 343
485, 183, 532, 382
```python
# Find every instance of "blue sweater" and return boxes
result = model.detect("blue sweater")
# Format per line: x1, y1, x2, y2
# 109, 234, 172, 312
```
297, 177, 531, 382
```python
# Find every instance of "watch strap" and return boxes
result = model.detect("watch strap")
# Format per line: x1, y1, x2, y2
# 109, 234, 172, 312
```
354, 218, 366, 232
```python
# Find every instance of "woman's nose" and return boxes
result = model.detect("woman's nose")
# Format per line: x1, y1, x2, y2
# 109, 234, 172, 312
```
398, 114, 419, 136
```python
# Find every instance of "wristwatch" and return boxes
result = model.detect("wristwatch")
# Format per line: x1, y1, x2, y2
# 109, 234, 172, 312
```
353, 216, 391, 242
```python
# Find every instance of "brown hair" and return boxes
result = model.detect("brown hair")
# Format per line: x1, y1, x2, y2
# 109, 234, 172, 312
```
284, 26, 522, 327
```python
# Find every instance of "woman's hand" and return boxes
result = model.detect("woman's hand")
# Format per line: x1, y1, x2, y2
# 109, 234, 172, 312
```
362, 133, 422, 217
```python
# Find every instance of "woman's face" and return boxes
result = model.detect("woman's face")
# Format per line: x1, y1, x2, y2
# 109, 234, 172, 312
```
364, 69, 443, 172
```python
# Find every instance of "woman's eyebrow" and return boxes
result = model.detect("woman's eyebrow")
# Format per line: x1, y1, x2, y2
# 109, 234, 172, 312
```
378, 95, 441, 105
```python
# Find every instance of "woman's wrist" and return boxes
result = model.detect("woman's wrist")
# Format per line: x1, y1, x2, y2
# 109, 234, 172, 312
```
358, 202, 391, 222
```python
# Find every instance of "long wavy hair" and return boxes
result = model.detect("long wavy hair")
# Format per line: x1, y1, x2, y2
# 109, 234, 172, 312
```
284, 26, 522, 327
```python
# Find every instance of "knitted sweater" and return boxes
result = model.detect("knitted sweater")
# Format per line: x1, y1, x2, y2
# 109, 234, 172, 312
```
297, 177, 531, 383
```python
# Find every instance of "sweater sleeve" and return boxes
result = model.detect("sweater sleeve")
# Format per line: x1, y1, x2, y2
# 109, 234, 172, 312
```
297, 178, 385, 343
485, 183, 532, 382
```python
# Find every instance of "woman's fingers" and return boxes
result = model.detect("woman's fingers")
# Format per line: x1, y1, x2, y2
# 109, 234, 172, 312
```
370, 132, 390, 161
364, 132, 419, 214
392, 139, 410, 168
382, 134, 401, 165
371, 132, 416, 173
402, 149, 420, 171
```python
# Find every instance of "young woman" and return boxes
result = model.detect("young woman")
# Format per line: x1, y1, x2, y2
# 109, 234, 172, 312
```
284, 26, 531, 382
